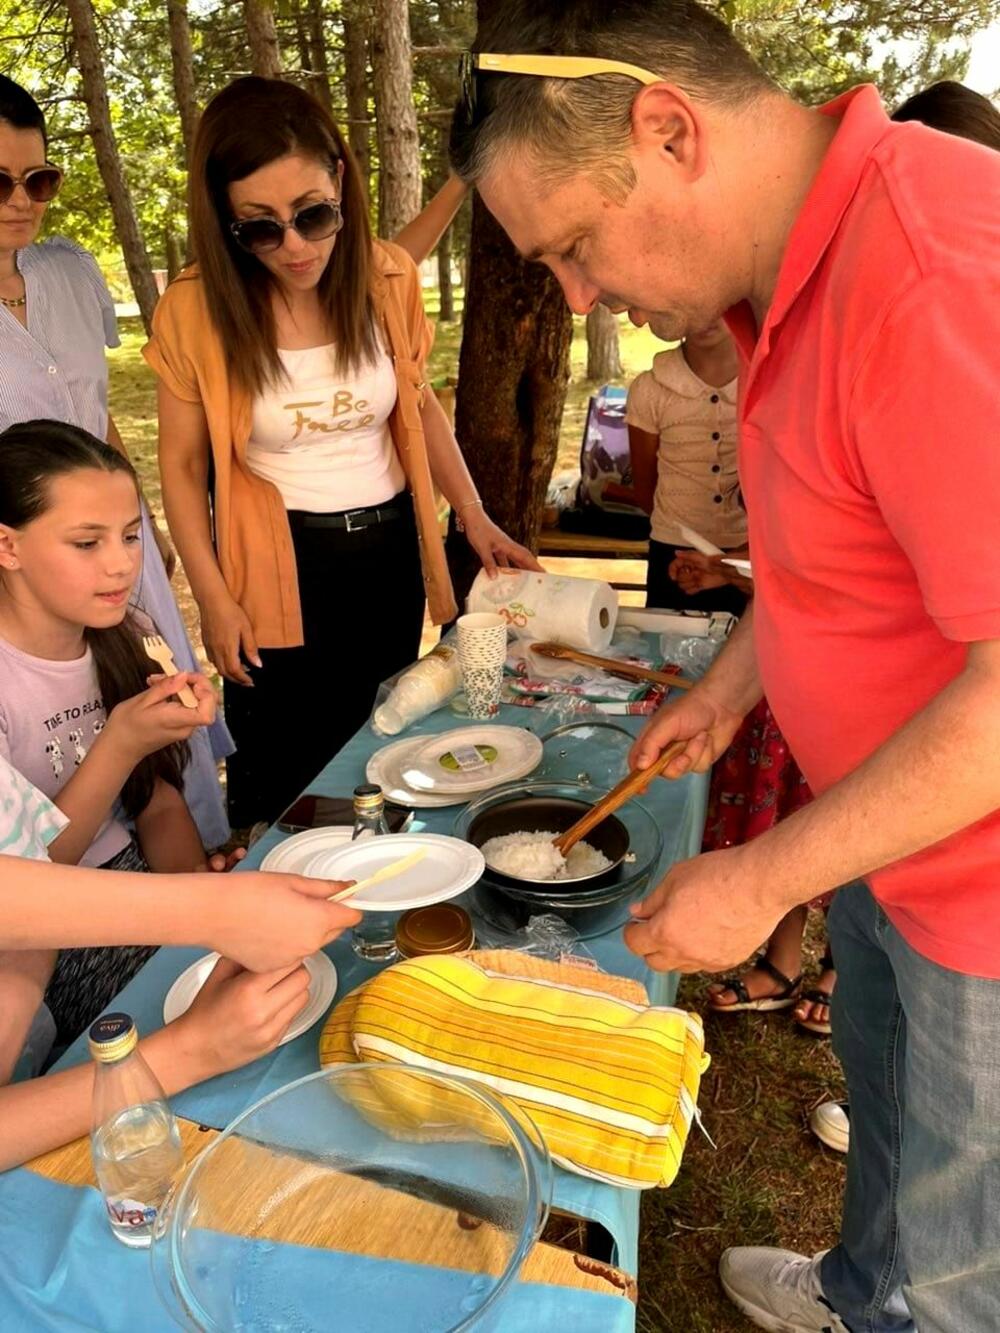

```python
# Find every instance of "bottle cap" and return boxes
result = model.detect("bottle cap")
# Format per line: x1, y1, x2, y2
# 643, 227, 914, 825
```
353, 784, 384, 812
88, 1012, 138, 1063
395, 905, 474, 959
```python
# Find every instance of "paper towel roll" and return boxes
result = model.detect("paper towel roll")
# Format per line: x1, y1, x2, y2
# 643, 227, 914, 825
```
467, 569, 617, 653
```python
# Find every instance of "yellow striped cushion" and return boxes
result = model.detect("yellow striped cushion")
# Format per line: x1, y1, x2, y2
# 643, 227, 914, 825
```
318, 952, 708, 1189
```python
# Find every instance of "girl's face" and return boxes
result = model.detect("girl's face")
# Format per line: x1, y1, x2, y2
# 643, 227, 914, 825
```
0, 470, 142, 632
227, 152, 343, 295
0, 123, 49, 252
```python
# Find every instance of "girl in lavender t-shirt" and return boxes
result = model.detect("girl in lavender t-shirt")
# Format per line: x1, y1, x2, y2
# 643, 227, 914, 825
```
0, 420, 218, 1038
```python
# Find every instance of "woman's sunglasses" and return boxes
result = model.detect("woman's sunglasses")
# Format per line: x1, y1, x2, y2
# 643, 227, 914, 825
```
0, 165, 63, 206
229, 199, 343, 255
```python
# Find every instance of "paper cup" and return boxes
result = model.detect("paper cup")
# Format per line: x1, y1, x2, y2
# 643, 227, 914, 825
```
461, 665, 503, 719
457, 612, 508, 672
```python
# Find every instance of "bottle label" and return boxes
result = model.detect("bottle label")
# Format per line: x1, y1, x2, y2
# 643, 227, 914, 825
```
107, 1198, 157, 1229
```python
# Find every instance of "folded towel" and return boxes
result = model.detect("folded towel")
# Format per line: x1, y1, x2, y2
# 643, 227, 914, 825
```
319, 950, 708, 1189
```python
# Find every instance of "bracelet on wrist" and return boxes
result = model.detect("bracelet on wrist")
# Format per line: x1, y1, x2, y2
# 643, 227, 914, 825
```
454, 499, 483, 534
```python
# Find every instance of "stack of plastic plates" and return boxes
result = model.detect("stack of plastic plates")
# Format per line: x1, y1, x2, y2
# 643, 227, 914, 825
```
366, 725, 543, 809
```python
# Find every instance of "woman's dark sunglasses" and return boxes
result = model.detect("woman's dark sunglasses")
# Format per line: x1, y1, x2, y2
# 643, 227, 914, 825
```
0, 165, 63, 206
229, 199, 343, 255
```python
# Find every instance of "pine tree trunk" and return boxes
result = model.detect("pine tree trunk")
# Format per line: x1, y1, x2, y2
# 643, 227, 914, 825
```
342, 2, 371, 205
585, 304, 623, 382
166, 0, 198, 167
64, 0, 159, 334
437, 225, 454, 321
243, 0, 282, 78
447, 195, 573, 607
304, 0, 333, 112
371, 0, 422, 238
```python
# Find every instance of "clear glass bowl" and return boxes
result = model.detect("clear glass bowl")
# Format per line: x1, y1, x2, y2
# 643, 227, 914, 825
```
151, 1065, 553, 1332
453, 781, 664, 940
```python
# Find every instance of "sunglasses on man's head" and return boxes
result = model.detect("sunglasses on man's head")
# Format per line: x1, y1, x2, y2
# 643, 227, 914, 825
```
0, 165, 63, 207
229, 198, 343, 255
457, 51, 660, 128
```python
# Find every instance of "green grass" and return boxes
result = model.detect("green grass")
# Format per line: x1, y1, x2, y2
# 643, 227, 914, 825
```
108, 299, 845, 1331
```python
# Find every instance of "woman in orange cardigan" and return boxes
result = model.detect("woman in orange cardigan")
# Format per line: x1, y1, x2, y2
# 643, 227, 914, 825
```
145, 78, 536, 826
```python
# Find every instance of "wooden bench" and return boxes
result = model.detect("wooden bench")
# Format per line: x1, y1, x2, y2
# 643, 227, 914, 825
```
538, 527, 649, 594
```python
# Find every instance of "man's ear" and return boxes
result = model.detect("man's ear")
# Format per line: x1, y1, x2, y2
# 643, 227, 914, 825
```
631, 83, 709, 182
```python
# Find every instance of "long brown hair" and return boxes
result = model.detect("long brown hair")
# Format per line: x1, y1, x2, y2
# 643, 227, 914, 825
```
188, 76, 377, 396
892, 81, 1000, 154
0, 421, 188, 820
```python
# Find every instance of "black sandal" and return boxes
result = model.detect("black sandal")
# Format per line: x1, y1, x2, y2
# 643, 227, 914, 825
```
707, 954, 803, 1013
794, 951, 836, 1036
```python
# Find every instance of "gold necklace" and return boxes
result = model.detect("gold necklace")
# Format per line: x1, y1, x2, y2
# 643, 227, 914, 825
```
0, 292, 26, 309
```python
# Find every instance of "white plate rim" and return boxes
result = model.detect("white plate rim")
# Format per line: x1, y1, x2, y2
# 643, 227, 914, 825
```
162, 951, 337, 1045
366, 735, 468, 808
406, 726, 543, 794
259, 825, 354, 874
303, 832, 485, 911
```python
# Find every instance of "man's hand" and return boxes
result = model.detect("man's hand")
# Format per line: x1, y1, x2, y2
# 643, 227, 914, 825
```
624, 846, 785, 973
629, 682, 745, 777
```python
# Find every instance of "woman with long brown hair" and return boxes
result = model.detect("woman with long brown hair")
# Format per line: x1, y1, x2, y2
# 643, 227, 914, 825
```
145, 77, 538, 827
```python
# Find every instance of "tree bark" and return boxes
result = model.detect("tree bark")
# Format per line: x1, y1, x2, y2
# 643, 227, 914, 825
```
243, 0, 282, 78
166, 0, 198, 167
437, 224, 454, 321
448, 195, 573, 606
64, 0, 159, 334
371, 0, 422, 238
342, 1, 371, 205
585, 304, 623, 382
304, 0, 333, 112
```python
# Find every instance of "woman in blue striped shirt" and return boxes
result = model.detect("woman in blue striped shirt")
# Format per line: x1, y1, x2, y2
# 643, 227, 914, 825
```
0, 74, 232, 849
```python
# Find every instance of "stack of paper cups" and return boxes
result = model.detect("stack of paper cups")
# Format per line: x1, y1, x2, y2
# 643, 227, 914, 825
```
456, 613, 507, 719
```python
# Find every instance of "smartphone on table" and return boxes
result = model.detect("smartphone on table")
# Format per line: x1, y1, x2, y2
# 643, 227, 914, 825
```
276, 793, 413, 835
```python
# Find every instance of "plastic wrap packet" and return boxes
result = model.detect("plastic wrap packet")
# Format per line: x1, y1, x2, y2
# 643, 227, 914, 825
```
370, 633, 462, 736
472, 912, 599, 965
659, 631, 726, 681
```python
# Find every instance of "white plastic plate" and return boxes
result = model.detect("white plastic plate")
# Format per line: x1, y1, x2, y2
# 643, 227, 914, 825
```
163, 951, 337, 1045
304, 833, 485, 911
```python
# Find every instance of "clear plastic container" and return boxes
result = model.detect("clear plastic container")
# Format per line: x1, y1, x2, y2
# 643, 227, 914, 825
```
151, 1065, 552, 1332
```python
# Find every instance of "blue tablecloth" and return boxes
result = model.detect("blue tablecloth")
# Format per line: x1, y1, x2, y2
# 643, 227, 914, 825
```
0, 684, 707, 1332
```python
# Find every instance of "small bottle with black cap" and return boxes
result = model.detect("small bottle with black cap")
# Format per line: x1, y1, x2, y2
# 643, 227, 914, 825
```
350, 784, 400, 962
89, 1012, 183, 1249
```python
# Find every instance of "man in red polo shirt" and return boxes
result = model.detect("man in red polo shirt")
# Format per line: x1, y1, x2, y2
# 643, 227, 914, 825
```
451, 3, 1000, 1330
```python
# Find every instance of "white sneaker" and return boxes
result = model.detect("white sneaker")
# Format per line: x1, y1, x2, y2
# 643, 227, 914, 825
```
719, 1248, 849, 1332
810, 1100, 850, 1154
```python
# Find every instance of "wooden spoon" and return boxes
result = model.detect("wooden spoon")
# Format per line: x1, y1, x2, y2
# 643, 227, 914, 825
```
529, 642, 692, 691
553, 741, 688, 858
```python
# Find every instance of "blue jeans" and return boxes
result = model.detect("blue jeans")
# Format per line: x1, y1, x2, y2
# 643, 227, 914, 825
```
821, 882, 1000, 1332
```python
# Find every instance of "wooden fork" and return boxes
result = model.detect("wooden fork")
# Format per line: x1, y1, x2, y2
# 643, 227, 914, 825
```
142, 634, 198, 709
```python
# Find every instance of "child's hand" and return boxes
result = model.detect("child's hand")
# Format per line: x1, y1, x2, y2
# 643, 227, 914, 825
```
204, 872, 362, 972
105, 674, 216, 762
200, 847, 247, 873
171, 957, 311, 1078
669, 549, 728, 594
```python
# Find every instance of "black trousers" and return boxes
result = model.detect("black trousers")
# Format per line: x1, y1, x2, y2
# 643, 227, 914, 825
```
224, 495, 426, 828
645, 538, 749, 618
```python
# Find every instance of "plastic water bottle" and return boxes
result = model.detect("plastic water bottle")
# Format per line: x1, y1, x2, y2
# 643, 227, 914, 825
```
89, 1012, 183, 1249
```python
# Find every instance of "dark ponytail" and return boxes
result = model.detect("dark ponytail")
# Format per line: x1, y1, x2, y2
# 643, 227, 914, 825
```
0, 420, 188, 818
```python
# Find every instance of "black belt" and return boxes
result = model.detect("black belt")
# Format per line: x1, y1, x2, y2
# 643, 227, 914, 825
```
291, 496, 408, 531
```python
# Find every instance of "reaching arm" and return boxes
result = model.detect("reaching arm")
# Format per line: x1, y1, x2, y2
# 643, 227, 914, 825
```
0, 957, 318, 1170
393, 175, 468, 266
419, 389, 542, 575
0, 949, 56, 1086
